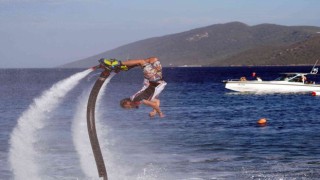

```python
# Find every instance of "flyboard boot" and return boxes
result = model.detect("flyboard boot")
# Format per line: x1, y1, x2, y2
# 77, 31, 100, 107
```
91, 58, 128, 79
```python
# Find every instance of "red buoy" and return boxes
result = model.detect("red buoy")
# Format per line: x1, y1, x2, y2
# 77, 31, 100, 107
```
257, 118, 267, 126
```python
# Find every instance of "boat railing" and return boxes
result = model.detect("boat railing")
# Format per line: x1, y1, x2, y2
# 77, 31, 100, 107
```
222, 79, 244, 82
223, 77, 263, 83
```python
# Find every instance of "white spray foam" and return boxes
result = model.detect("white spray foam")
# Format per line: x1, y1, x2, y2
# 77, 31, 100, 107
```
72, 88, 96, 178
72, 73, 116, 179
9, 69, 92, 180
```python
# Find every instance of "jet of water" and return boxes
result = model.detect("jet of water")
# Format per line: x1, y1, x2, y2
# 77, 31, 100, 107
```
9, 69, 92, 180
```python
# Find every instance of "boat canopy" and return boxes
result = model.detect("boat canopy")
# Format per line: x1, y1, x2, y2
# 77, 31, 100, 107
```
274, 73, 306, 82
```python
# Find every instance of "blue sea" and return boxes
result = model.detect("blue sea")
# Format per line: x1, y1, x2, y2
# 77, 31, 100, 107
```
1, 67, 320, 180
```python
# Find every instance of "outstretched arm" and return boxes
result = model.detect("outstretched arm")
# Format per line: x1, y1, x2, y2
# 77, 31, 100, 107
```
149, 99, 160, 117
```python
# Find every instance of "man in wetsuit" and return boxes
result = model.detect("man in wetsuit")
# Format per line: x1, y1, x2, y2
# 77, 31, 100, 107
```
101, 57, 167, 118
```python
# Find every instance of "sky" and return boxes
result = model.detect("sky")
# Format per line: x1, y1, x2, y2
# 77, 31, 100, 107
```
1, 0, 320, 68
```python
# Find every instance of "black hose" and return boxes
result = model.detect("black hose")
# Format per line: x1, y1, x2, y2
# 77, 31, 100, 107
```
86, 71, 110, 180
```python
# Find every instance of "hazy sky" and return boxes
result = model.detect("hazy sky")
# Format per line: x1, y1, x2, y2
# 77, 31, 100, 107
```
1, 0, 320, 68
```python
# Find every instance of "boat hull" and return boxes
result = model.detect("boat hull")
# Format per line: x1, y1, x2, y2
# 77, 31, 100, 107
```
225, 81, 320, 93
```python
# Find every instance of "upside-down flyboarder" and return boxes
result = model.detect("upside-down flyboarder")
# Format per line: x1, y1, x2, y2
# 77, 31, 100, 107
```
88, 57, 166, 179
94, 57, 167, 118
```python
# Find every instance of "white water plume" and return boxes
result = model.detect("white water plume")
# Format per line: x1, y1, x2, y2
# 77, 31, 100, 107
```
9, 69, 92, 180
72, 73, 115, 178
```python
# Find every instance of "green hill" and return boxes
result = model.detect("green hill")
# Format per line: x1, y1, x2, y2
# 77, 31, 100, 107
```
213, 35, 320, 66
60, 22, 320, 68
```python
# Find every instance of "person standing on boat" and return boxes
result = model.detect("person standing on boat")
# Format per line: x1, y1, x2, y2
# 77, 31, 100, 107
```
301, 75, 307, 83
252, 72, 262, 81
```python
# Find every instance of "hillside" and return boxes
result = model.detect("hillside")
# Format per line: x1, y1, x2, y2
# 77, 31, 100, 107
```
60, 22, 320, 68
213, 35, 320, 66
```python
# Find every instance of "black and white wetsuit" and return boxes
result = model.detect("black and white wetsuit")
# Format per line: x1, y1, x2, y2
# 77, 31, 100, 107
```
130, 61, 167, 103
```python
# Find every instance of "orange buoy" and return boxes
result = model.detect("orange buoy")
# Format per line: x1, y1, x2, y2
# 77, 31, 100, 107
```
257, 118, 267, 125
311, 91, 320, 96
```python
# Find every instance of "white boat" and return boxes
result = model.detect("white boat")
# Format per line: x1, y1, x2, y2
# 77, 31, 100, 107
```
224, 62, 320, 93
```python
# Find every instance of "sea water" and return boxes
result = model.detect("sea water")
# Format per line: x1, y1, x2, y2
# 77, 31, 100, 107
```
1, 67, 320, 179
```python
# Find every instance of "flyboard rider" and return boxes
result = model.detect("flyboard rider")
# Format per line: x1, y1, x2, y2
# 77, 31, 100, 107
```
98, 57, 167, 118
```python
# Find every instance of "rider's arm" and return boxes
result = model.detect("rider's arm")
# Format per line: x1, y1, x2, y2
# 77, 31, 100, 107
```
142, 99, 161, 114
143, 99, 164, 117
